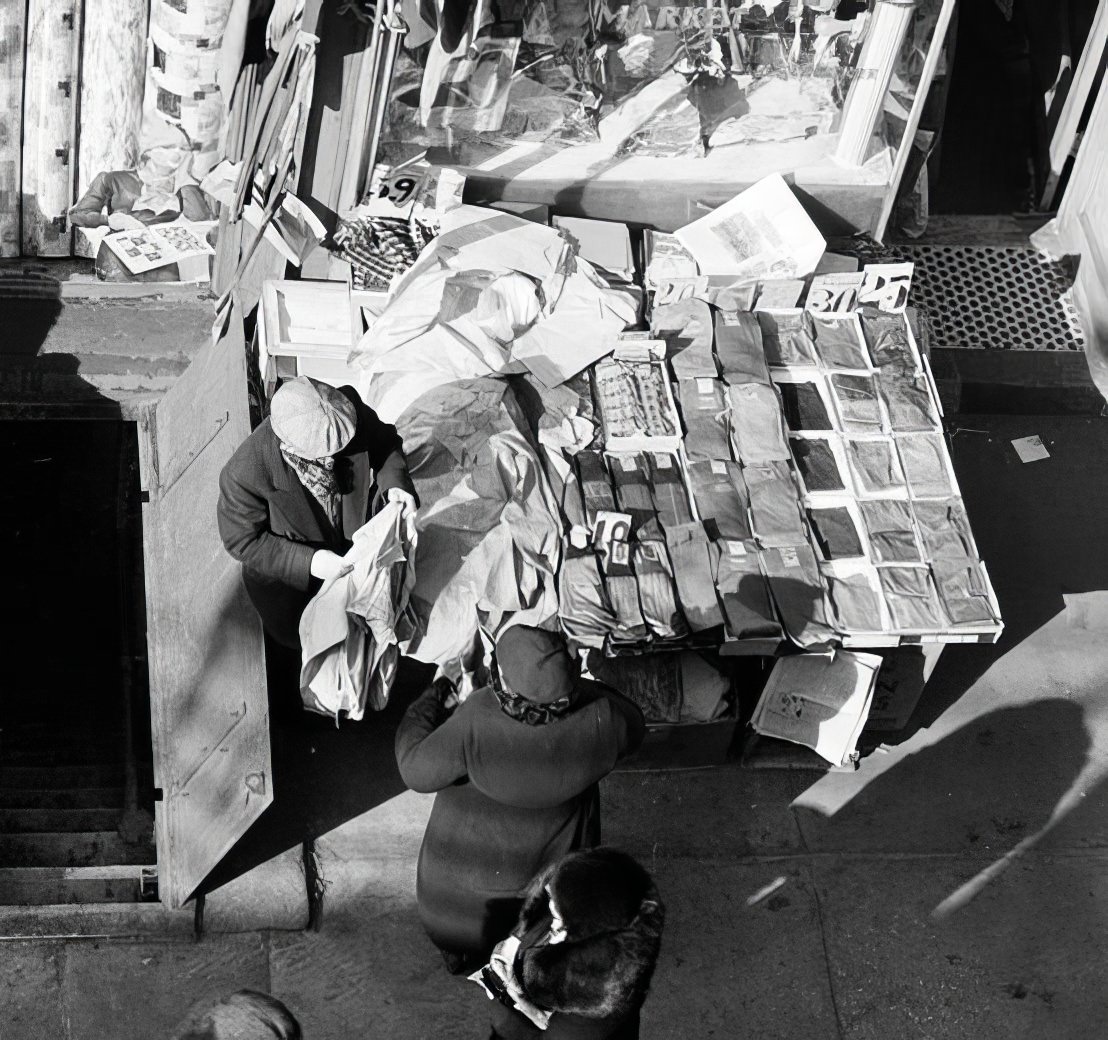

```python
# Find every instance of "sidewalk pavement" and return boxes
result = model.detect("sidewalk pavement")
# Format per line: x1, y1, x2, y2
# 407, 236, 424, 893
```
5, 412, 1108, 1040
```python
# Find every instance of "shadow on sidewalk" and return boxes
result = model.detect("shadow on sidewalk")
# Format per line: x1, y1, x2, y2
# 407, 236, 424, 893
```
880, 415, 1108, 745
199, 655, 435, 895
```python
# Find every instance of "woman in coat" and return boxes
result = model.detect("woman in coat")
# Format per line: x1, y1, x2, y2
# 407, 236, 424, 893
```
217, 375, 416, 650
483, 847, 665, 1040
394, 626, 645, 973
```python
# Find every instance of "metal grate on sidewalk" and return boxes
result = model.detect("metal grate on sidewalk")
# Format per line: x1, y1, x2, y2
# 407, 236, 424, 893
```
896, 245, 1085, 351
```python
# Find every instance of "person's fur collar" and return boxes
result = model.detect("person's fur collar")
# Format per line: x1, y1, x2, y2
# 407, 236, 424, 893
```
515, 862, 665, 1020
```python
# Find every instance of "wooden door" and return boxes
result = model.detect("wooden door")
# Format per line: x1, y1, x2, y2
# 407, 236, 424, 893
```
21, 0, 81, 255
138, 305, 272, 910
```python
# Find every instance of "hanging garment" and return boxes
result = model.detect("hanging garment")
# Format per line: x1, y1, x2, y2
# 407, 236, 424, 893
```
558, 551, 619, 650
651, 298, 717, 378
860, 499, 921, 564
633, 539, 688, 639
897, 432, 954, 498
812, 316, 870, 370
727, 382, 791, 464
761, 543, 835, 650
688, 459, 753, 541
757, 310, 818, 367
790, 436, 845, 493
676, 376, 731, 461
807, 505, 865, 560
846, 437, 907, 495
829, 373, 884, 432
877, 565, 947, 630
299, 502, 417, 719
822, 565, 886, 632
931, 558, 998, 625
663, 521, 725, 632
647, 451, 695, 530
912, 498, 975, 559
778, 381, 834, 432
710, 540, 783, 643
745, 460, 807, 548
714, 310, 771, 384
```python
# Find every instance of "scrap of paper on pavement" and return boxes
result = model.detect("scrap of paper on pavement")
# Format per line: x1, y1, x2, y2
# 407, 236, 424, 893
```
1011, 435, 1051, 463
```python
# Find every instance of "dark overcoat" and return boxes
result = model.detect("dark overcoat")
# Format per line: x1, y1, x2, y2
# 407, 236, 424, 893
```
216, 385, 414, 647
394, 682, 645, 960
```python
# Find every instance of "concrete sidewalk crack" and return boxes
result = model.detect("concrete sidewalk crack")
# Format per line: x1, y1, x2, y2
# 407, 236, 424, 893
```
810, 870, 847, 1040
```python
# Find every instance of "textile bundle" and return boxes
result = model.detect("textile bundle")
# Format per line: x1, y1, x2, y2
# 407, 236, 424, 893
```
346, 207, 636, 674
298, 501, 418, 719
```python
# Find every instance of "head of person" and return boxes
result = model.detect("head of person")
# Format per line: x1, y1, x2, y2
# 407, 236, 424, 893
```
270, 377, 357, 462
516, 848, 664, 1021
493, 626, 580, 722
169, 990, 301, 1040
544, 847, 654, 942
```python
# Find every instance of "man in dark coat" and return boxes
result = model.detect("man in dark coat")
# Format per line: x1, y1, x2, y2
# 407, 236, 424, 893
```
484, 847, 665, 1040
395, 626, 645, 973
217, 376, 416, 651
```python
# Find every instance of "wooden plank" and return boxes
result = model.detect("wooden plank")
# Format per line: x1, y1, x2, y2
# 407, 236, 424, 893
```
75, 0, 148, 258
0, 0, 24, 256
139, 302, 271, 909
21, 0, 81, 255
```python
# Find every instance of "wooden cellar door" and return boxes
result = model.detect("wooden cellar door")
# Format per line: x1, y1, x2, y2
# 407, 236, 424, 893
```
138, 305, 272, 910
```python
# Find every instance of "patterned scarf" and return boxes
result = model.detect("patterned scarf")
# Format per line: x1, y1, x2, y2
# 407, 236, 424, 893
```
280, 445, 342, 529
492, 667, 575, 726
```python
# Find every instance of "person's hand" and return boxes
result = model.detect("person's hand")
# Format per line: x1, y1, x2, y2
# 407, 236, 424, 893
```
387, 487, 418, 543
432, 674, 459, 711
387, 487, 417, 515
108, 211, 144, 231
310, 549, 353, 582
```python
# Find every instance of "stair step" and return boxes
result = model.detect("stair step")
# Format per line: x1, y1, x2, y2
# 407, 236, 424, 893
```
0, 832, 156, 868
0, 765, 136, 788
0, 748, 128, 766
0, 866, 154, 906
0, 788, 125, 810
0, 809, 124, 833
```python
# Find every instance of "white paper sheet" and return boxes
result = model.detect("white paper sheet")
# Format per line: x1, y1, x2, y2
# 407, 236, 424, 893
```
674, 173, 826, 280
751, 651, 882, 766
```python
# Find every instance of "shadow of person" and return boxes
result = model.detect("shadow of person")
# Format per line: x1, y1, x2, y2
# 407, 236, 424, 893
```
789, 699, 1106, 1033
793, 699, 1090, 867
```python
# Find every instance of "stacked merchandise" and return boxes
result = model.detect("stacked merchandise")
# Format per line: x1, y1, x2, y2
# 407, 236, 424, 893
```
552, 272, 1002, 655
766, 306, 1001, 642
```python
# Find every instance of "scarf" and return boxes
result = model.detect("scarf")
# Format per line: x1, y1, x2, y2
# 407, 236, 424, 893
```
492, 668, 574, 726
280, 445, 342, 529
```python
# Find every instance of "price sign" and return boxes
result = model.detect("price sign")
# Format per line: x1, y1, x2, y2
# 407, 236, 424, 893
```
364, 166, 429, 219
654, 276, 709, 307
858, 263, 913, 313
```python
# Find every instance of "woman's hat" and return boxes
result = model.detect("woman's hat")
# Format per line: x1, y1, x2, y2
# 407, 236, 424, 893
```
270, 376, 357, 460
495, 626, 577, 705
548, 848, 653, 937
